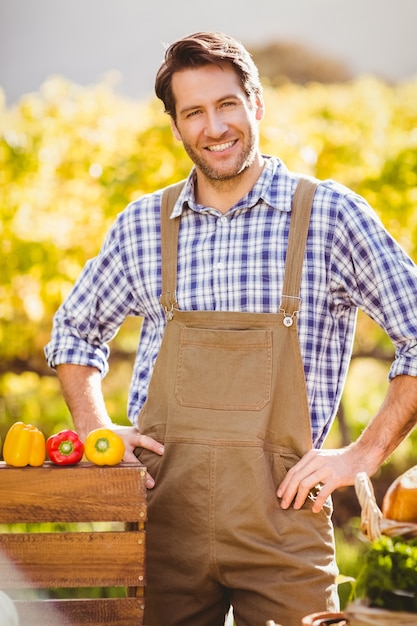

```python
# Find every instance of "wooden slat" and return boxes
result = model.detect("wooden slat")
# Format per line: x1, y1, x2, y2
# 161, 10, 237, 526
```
0, 463, 147, 625
0, 462, 147, 523
0, 530, 145, 588
15, 597, 145, 626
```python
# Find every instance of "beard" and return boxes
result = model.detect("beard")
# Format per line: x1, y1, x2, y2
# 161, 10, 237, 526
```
181, 125, 259, 183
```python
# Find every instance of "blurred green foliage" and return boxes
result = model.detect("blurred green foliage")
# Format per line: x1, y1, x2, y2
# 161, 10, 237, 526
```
1, 74, 416, 463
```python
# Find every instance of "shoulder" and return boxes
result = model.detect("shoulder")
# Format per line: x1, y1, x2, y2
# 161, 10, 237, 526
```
304, 177, 383, 231
120, 189, 163, 221
118, 178, 190, 225
265, 158, 361, 212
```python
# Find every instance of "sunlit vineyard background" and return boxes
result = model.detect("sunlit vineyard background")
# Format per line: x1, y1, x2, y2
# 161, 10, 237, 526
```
1, 71, 417, 605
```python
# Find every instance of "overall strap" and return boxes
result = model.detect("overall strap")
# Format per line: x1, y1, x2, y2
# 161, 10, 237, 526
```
159, 180, 186, 316
279, 177, 317, 324
159, 177, 317, 319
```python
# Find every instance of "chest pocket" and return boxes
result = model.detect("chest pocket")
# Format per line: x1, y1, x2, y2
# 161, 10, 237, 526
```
175, 327, 272, 411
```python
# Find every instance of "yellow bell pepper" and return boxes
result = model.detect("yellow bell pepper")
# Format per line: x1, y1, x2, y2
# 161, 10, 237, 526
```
84, 428, 125, 466
3, 421, 46, 467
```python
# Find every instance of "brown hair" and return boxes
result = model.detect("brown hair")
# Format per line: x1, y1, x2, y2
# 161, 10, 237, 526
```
155, 32, 262, 119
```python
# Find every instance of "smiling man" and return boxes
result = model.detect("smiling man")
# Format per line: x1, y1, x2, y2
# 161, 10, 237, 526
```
45, 32, 417, 626
170, 62, 264, 201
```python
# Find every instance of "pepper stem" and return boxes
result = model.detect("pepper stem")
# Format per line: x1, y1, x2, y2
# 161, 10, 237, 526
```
58, 441, 75, 456
94, 437, 110, 453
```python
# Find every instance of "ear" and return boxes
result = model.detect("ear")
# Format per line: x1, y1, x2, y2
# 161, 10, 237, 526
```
170, 117, 182, 141
255, 94, 265, 121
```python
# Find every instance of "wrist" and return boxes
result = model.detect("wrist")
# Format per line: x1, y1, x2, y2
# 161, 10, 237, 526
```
72, 415, 113, 442
345, 440, 383, 478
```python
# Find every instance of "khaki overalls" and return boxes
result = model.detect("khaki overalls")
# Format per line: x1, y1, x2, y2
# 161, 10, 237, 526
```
137, 179, 339, 626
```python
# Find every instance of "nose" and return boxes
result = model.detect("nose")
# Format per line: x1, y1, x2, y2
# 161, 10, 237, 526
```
205, 111, 228, 138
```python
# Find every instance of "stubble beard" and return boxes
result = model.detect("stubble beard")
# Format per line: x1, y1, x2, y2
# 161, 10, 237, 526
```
182, 126, 259, 186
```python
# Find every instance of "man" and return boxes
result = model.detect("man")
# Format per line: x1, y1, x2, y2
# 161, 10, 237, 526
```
45, 32, 417, 626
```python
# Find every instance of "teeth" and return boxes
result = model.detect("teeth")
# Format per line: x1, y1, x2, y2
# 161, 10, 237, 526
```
207, 141, 234, 152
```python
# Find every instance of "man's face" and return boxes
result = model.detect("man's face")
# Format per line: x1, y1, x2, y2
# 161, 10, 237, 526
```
170, 63, 264, 183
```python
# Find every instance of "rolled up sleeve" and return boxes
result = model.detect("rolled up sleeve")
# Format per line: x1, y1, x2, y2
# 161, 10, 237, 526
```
44, 219, 136, 376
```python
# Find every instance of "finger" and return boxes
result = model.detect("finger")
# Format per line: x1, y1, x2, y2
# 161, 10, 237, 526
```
276, 467, 298, 502
277, 450, 318, 496
293, 468, 328, 508
122, 447, 156, 489
114, 427, 164, 456
310, 484, 332, 513
278, 467, 324, 510
276, 463, 309, 507
277, 482, 297, 509
136, 433, 165, 455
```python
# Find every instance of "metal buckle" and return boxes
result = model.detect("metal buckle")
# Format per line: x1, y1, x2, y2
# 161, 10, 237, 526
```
279, 295, 301, 327
164, 304, 175, 321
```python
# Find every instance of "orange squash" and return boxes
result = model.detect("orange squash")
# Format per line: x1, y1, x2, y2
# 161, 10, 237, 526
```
382, 465, 417, 522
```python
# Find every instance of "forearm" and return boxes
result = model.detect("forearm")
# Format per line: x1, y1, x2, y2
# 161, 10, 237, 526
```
56, 363, 113, 440
55, 362, 164, 485
348, 373, 417, 473
278, 373, 417, 511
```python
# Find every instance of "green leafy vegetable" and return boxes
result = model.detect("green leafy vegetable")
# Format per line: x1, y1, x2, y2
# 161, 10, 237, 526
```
351, 535, 417, 612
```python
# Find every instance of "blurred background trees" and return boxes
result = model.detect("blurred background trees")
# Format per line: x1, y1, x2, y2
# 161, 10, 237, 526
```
251, 40, 353, 85
1, 43, 416, 498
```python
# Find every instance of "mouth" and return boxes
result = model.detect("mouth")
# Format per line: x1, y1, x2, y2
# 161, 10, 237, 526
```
205, 140, 236, 153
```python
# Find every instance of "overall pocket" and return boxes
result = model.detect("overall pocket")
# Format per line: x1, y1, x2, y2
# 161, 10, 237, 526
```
175, 327, 272, 411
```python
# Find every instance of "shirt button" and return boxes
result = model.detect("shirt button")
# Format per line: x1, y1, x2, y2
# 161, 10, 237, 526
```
220, 216, 228, 224
217, 262, 225, 269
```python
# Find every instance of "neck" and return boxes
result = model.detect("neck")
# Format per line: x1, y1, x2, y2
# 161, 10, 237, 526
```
195, 155, 265, 214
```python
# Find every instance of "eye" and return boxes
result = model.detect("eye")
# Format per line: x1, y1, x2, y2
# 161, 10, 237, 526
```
220, 100, 236, 109
186, 109, 202, 118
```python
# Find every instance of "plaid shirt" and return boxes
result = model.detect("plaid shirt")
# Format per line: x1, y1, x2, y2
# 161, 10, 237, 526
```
45, 157, 417, 446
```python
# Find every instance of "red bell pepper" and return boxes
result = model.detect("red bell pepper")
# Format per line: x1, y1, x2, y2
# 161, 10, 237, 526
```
46, 429, 84, 465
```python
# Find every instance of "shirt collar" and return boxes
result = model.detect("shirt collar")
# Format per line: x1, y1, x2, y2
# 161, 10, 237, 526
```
169, 155, 289, 219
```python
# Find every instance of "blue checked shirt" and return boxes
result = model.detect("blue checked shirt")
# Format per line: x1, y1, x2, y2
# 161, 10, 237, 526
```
45, 157, 417, 446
